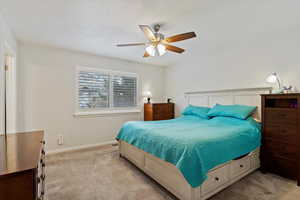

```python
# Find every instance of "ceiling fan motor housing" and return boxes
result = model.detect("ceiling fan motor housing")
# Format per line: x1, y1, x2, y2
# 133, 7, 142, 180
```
153, 24, 161, 32
154, 33, 164, 41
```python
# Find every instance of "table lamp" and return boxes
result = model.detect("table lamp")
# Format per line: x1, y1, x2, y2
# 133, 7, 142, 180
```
266, 72, 283, 93
143, 91, 152, 103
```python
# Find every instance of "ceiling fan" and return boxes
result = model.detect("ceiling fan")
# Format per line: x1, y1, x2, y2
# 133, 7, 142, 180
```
116, 24, 196, 57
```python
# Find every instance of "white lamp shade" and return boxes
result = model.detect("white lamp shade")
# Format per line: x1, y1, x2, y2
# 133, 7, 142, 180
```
266, 73, 278, 84
143, 91, 152, 98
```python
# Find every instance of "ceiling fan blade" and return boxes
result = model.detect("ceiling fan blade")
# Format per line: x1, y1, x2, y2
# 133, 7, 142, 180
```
164, 32, 196, 43
116, 43, 146, 47
143, 52, 150, 58
139, 25, 156, 42
164, 44, 185, 53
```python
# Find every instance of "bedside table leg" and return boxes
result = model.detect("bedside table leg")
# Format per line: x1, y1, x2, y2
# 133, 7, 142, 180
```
298, 180, 300, 187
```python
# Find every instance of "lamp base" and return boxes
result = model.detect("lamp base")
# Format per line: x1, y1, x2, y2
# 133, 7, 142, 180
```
271, 89, 284, 94
147, 98, 151, 104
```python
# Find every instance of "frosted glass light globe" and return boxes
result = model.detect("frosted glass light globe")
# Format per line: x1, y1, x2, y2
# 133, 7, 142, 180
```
146, 45, 156, 57
145, 44, 166, 56
157, 44, 166, 56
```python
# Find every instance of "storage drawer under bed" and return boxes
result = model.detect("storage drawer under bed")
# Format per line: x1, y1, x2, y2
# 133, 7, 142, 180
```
119, 141, 259, 200
201, 164, 230, 196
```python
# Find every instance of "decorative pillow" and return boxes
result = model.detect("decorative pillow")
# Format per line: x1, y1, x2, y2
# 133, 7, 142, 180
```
207, 104, 257, 120
182, 105, 210, 119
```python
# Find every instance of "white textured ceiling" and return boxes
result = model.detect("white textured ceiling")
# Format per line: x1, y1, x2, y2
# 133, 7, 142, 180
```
1, 0, 299, 66
0, 0, 215, 66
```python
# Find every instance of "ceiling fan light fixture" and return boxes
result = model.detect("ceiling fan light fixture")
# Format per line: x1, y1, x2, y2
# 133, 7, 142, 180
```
157, 44, 166, 56
117, 24, 196, 58
145, 44, 166, 57
146, 45, 156, 57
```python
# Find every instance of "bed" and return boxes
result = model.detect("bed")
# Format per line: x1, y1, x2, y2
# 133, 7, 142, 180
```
117, 87, 271, 200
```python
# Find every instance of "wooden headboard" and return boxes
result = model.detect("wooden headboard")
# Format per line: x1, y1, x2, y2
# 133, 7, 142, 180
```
184, 87, 272, 121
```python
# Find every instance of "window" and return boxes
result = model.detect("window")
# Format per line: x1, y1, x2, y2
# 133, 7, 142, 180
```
76, 67, 138, 114
78, 71, 110, 109
112, 75, 137, 107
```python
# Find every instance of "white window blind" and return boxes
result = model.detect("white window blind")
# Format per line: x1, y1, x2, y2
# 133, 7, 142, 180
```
77, 67, 138, 111
78, 71, 110, 108
113, 76, 137, 107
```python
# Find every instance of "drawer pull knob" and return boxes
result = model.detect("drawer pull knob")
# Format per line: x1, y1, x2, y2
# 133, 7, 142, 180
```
240, 165, 244, 168
42, 150, 45, 155
40, 140, 45, 145
42, 163, 46, 168
215, 177, 219, 181
37, 177, 41, 183
40, 175, 46, 181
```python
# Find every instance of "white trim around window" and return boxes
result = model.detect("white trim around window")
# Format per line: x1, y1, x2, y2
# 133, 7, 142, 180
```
75, 66, 140, 116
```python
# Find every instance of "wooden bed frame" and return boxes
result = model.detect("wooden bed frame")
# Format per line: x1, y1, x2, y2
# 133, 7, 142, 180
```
119, 87, 271, 200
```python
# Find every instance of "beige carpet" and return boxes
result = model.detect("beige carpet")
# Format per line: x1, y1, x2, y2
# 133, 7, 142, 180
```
45, 145, 300, 200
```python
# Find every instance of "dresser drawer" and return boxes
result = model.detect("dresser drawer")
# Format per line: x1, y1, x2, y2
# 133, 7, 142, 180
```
153, 113, 173, 120
153, 104, 174, 120
265, 109, 297, 125
264, 125, 297, 144
263, 140, 298, 159
153, 104, 173, 114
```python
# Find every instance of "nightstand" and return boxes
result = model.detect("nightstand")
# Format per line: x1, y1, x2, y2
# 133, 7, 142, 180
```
144, 103, 175, 121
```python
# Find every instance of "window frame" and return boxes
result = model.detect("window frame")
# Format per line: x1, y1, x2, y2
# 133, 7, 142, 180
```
74, 66, 140, 116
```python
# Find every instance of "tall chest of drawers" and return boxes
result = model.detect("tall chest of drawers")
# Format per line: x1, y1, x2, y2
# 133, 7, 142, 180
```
261, 94, 300, 186
0, 131, 46, 200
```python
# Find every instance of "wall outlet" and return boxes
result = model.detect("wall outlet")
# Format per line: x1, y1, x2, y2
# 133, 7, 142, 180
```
58, 135, 64, 145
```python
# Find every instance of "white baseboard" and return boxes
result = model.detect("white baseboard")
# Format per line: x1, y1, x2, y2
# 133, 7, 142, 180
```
46, 140, 118, 155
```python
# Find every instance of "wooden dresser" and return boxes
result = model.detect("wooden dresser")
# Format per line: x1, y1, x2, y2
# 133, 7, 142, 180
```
144, 103, 175, 121
261, 94, 300, 185
0, 131, 46, 200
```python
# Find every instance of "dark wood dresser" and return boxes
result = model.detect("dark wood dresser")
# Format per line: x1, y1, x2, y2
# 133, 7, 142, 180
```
261, 94, 300, 185
0, 131, 45, 200
144, 103, 175, 121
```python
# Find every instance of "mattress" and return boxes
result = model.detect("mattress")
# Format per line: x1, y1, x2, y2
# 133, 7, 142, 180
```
116, 115, 261, 187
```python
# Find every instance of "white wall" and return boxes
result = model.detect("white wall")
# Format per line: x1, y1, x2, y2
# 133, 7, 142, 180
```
0, 13, 18, 134
17, 43, 166, 151
11, 0, 300, 151
165, 0, 300, 116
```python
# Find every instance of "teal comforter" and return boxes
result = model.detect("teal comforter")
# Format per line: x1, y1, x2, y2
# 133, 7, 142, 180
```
116, 116, 261, 188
